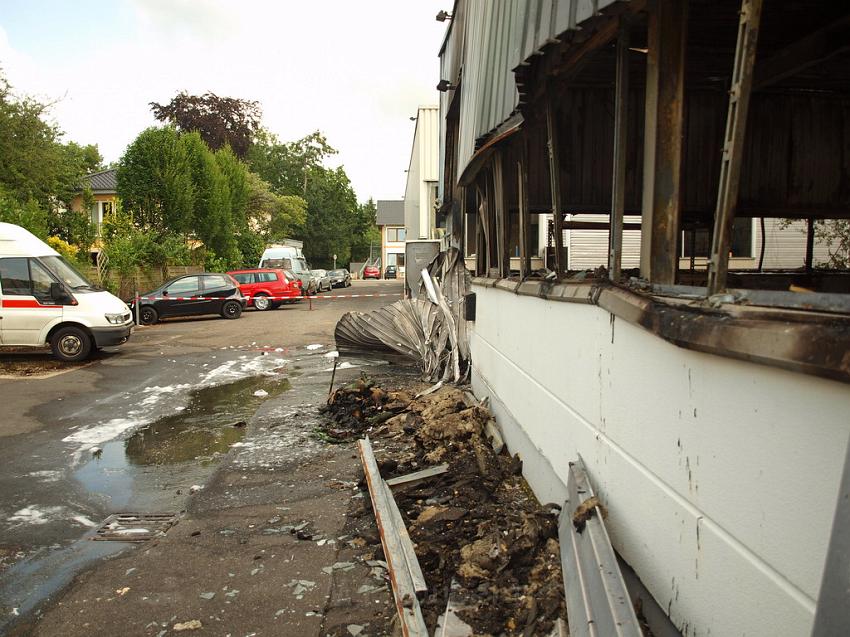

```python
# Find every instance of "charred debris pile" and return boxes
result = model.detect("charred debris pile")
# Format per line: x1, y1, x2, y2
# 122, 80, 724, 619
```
323, 377, 567, 636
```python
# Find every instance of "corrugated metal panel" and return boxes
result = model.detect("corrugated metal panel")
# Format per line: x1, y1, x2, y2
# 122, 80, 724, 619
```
567, 214, 641, 270
755, 219, 831, 268
419, 106, 440, 182
454, 0, 631, 179
566, 216, 832, 271
456, 0, 521, 177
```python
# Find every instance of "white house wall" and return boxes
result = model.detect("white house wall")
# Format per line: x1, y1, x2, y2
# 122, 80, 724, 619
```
405, 106, 440, 240
563, 216, 832, 271
469, 283, 850, 637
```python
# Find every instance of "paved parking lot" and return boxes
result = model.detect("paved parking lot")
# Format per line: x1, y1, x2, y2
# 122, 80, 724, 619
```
0, 279, 404, 634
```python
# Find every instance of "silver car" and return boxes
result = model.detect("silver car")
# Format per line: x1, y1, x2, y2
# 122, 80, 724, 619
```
310, 269, 332, 292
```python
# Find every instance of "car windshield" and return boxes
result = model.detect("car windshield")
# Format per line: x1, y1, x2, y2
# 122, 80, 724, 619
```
39, 255, 96, 290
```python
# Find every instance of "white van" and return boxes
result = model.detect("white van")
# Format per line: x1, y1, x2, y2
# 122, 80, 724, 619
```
0, 222, 133, 362
258, 245, 316, 295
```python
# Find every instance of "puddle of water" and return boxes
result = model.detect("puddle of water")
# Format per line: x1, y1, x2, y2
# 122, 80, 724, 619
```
74, 374, 291, 502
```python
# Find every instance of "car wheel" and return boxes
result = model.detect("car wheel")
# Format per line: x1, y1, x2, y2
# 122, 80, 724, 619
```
50, 326, 92, 362
139, 306, 158, 325
221, 300, 243, 319
253, 294, 271, 311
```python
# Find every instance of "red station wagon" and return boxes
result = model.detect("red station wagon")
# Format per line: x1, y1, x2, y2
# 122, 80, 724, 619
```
227, 268, 302, 310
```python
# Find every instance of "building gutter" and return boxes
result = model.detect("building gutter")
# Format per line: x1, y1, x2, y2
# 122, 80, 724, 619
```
472, 276, 850, 385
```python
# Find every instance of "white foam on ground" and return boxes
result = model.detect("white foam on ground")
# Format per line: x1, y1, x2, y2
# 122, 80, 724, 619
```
72, 515, 97, 527
324, 361, 356, 372
324, 351, 339, 359
305, 344, 323, 350
9, 505, 66, 526
27, 470, 62, 482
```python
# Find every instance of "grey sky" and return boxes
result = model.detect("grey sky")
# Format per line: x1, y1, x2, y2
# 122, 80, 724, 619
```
0, 0, 448, 201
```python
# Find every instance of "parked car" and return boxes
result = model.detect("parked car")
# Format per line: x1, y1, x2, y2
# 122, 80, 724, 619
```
328, 269, 351, 288
227, 268, 301, 310
311, 269, 332, 292
363, 265, 380, 279
129, 273, 245, 325
384, 265, 398, 279
0, 222, 133, 362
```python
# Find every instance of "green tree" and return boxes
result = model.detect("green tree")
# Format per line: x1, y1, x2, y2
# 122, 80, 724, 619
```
246, 130, 337, 197
117, 127, 195, 235
181, 132, 230, 259
0, 187, 48, 238
244, 171, 307, 240
301, 165, 358, 268
213, 145, 248, 267
350, 198, 381, 262
150, 91, 261, 158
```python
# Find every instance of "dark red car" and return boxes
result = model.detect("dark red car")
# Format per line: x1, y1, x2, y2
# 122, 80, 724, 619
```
363, 265, 380, 279
227, 268, 302, 310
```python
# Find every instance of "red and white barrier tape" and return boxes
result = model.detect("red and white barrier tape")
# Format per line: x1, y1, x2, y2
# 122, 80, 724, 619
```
134, 293, 402, 302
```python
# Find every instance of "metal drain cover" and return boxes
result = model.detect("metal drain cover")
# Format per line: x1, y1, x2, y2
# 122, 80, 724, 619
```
91, 513, 178, 542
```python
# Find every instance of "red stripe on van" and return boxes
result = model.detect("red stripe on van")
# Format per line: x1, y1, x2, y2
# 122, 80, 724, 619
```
0, 298, 58, 309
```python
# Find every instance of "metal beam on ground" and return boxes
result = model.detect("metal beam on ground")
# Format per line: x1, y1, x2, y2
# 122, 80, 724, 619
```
609, 19, 630, 282
707, 0, 763, 294
811, 436, 850, 636
640, 0, 688, 285
559, 456, 643, 637
357, 437, 429, 637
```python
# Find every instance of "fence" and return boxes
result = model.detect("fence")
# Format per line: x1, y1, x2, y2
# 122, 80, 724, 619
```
84, 265, 204, 299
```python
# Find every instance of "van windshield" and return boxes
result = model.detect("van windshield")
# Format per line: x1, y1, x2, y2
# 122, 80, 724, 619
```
40, 255, 96, 290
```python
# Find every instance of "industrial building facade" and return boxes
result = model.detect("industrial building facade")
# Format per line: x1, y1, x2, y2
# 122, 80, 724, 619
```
435, 1, 850, 635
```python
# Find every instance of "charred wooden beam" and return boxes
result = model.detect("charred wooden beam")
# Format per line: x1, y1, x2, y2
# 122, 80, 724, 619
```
518, 140, 531, 278
754, 13, 850, 90
609, 18, 631, 282
546, 99, 565, 278
493, 150, 510, 278
641, 0, 688, 285
707, 0, 763, 294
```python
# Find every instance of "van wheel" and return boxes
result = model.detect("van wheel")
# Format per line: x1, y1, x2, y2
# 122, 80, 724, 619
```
139, 306, 158, 325
51, 326, 92, 362
222, 301, 242, 319
253, 294, 271, 311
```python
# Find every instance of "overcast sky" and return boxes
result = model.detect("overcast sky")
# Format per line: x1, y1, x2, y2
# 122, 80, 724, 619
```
0, 0, 448, 201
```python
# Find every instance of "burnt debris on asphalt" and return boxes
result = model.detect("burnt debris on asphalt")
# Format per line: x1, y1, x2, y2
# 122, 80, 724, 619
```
324, 379, 568, 636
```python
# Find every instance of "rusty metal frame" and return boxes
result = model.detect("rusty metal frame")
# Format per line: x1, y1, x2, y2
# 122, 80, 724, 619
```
609, 18, 630, 282
707, 0, 763, 295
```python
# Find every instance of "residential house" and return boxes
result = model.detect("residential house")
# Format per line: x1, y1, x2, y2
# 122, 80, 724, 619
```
437, 2, 850, 636
376, 200, 406, 275
403, 105, 440, 241
69, 168, 118, 240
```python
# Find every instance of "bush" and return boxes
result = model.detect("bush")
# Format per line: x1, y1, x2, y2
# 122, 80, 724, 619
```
0, 190, 48, 239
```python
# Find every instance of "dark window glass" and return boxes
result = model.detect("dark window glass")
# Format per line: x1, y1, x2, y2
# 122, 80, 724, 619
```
259, 272, 278, 283
233, 273, 253, 284
0, 258, 31, 295
203, 275, 230, 290
166, 277, 200, 295
683, 219, 753, 258
30, 260, 55, 301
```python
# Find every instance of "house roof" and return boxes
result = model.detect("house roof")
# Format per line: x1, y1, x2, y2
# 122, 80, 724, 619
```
376, 200, 404, 226
83, 168, 117, 193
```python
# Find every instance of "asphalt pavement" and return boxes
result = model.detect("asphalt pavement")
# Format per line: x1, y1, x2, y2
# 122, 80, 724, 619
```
0, 279, 408, 636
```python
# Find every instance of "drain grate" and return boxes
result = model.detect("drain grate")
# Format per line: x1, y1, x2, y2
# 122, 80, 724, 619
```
90, 513, 178, 542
